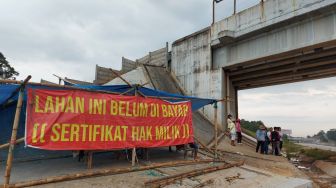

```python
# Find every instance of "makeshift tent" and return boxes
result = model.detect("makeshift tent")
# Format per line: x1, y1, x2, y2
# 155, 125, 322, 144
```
0, 82, 216, 160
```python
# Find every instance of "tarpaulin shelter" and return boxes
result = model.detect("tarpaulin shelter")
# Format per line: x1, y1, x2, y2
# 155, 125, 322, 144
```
0, 81, 217, 160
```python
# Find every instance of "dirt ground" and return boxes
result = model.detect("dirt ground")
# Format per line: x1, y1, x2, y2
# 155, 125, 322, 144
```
0, 138, 313, 188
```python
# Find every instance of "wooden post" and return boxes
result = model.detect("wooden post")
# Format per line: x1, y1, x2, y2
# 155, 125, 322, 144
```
233, 0, 237, 14
131, 90, 140, 167
131, 148, 136, 167
212, 0, 215, 25
224, 70, 228, 131
4, 75, 31, 188
87, 152, 93, 169
109, 68, 132, 87
214, 102, 218, 159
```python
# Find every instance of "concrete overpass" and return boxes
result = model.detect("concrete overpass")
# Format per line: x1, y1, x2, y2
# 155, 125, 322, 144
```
170, 0, 336, 130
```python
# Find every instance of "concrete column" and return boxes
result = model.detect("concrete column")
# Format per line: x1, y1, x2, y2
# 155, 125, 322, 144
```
221, 68, 237, 131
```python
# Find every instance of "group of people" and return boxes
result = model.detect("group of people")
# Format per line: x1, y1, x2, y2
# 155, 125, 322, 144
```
226, 114, 283, 156
227, 114, 242, 146
256, 125, 283, 156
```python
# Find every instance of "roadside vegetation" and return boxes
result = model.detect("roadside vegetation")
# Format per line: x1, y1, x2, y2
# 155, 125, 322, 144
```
283, 139, 336, 161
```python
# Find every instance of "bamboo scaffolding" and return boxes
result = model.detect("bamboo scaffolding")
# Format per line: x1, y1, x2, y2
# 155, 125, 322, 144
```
9, 159, 225, 188
0, 138, 24, 150
3, 75, 31, 188
144, 161, 244, 188
0, 79, 211, 102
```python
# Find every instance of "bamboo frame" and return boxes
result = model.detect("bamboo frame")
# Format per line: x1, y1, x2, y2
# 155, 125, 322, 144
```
3, 75, 31, 188
193, 137, 215, 156
0, 71, 219, 184
0, 79, 209, 102
144, 161, 244, 188
0, 79, 120, 95
0, 138, 24, 150
9, 159, 224, 188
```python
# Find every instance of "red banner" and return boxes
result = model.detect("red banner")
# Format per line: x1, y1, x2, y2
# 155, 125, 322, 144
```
26, 89, 193, 150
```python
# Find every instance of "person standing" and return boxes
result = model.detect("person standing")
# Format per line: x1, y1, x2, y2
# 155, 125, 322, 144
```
227, 114, 236, 146
278, 127, 283, 153
256, 125, 266, 154
271, 127, 281, 156
263, 127, 271, 154
235, 118, 242, 144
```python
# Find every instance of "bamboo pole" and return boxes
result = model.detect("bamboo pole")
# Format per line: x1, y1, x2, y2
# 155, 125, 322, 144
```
144, 161, 244, 188
214, 102, 218, 159
212, 148, 278, 162
0, 79, 120, 95
3, 75, 31, 188
10, 159, 224, 188
131, 148, 136, 167
193, 137, 215, 156
212, 0, 215, 25
109, 69, 132, 87
131, 90, 140, 167
0, 138, 24, 150
87, 152, 93, 169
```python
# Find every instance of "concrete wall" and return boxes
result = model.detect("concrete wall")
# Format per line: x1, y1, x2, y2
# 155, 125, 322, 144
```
171, 29, 233, 130
136, 47, 168, 67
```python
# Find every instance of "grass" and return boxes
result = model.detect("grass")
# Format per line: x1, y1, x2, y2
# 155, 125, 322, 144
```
241, 128, 256, 138
303, 148, 336, 160
283, 140, 304, 155
283, 140, 336, 160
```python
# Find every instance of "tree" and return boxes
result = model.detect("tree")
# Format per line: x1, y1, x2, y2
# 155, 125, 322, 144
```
0, 52, 19, 79
327, 129, 336, 141
240, 119, 264, 133
314, 130, 328, 142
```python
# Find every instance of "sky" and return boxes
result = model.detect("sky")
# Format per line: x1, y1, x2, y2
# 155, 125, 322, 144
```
0, 0, 334, 137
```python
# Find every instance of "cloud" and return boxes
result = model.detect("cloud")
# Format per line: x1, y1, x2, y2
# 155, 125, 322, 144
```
1, 0, 334, 137
1, 0, 227, 82
239, 77, 336, 137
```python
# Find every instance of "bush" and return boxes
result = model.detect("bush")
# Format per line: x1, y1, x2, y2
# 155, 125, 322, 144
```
302, 149, 336, 160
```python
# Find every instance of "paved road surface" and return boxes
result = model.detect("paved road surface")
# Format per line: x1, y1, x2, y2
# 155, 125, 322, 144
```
297, 143, 336, 152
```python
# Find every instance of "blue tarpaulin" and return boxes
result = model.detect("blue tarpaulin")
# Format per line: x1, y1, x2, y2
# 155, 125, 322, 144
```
0, 84, 216, 111
0, 83, 216, 160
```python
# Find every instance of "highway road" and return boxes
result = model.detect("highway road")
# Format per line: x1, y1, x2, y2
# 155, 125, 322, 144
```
297, 143, 336, 152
